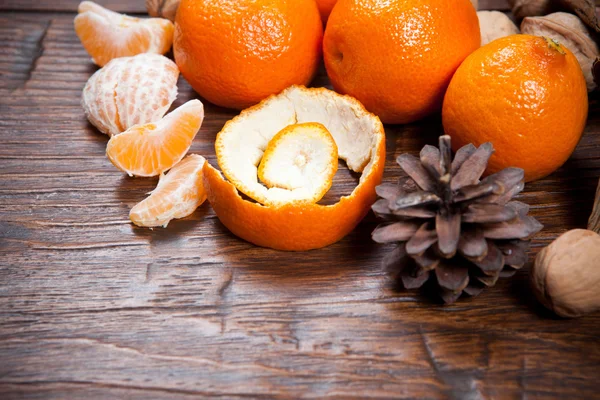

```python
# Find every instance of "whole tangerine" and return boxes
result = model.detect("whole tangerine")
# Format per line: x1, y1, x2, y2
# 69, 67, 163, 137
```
442, 35, 588, 182
173, 0, 323, 110
323, 0, 480, 124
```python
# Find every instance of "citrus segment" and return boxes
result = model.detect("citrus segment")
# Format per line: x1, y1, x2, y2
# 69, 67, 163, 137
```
82, 54, 179, 136
81, 59, 124, 136
256, 123, 338, 205
130, 154, 207, 227
75, 1, 174, 67
442, 35, 588, 182
206, 85, 386, 251
106, 99, 204, 177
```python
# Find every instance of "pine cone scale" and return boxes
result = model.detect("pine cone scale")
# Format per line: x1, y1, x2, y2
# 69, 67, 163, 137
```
450, 142, 493, 191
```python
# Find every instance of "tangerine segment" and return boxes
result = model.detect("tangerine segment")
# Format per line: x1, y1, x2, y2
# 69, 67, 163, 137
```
130, 154, 207, 227
216, 86, 379, 208
81, 59, 124, 136
256, 123, 338, 204
75, 1, 174, 67
82, 54, 179, 136
207, 85, 386, 251
106, 99, 204, 177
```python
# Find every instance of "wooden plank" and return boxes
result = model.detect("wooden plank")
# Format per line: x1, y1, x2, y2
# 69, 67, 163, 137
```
1, 11, 599, 400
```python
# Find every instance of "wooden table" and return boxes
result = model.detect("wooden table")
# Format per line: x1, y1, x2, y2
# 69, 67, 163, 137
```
1, 0, 599, 398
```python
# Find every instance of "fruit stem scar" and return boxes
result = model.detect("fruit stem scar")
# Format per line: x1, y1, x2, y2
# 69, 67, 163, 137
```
543, 36, 566, 55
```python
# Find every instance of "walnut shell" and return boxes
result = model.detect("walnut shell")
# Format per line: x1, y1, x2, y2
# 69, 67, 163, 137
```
507, 0, 559, 19
478, 11, 520, 46
146, 0, 180, 22
521, 12, 599, 91
532, 229, 600, 318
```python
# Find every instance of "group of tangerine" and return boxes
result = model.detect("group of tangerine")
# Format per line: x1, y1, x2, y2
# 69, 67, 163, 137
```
75, 0, 588, 251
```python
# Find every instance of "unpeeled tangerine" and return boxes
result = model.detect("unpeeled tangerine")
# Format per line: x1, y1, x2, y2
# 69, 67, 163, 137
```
257, 123, 338, 205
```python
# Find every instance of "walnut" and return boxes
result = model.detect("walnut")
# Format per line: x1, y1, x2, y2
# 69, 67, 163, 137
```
507, 0, 559, 19
477, 11, 520, 46
532, 229, 600, 318
146, 0, 180, 22
521, 12, 599, 91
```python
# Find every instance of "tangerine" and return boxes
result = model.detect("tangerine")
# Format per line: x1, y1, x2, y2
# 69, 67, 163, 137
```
173, 0, 323, 110
442, 35, 588, 182
323, 0, 480, 124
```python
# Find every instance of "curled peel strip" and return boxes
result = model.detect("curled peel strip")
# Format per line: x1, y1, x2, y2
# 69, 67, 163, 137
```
205, 85, 386, 251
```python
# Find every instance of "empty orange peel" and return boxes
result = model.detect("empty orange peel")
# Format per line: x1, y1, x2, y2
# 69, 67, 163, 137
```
205, 85, 386, 251
75, 1, 174, 67
256, 122, 338, 205
106, 99, 204, 177
130, 154, 207, 227
82, 53, 179, 137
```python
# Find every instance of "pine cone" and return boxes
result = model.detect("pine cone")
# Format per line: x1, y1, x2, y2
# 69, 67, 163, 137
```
372, 135, 543, 303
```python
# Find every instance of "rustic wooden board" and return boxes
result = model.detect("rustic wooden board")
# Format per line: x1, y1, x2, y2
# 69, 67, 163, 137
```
1, 7, 600, 400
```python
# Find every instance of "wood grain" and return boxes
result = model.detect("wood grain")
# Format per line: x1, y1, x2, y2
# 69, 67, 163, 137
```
1, 7, 600, 400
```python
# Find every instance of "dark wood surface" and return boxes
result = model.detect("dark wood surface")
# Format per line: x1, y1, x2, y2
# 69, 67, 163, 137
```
1, 1, 599, 399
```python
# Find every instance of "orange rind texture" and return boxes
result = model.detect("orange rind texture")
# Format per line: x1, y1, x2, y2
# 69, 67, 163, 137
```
323, 0, 480, 124
173, 0, 323, 110
130, 154, 207, 227
106, 99, 204, 177
82, 53, 179, 136
75, 1, 174, 67
205, 85, 386, 251
442, 35, 588, 182
257, 122, 339, 205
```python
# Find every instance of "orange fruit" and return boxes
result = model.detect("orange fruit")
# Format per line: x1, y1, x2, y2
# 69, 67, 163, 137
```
257, 123, 338, 205
173, 0, 323, 110
316, 0, 338, 23
204, 85, 386, 251
323, 0, 480, 124
442, 35, 588, 182
82, 53, 179, 136
106, 99, 204, 177
75, 1, 174, 67
130, 154, 207, 227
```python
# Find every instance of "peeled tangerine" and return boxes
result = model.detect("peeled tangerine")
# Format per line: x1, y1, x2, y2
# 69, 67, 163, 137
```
206, 85, 386, 251
82, 53, 179, 136
130, 154, 207, 227
106, 99, 204, 177
257, 123, 338, 205
75, 1, 174, 67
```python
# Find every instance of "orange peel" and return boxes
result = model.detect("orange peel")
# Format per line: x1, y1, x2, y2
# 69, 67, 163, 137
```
257, 122, 338, 205
75, 1, 174, 67
106, 99, 204, 177
130, 154, 207, 227
204, 85, 386, 251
